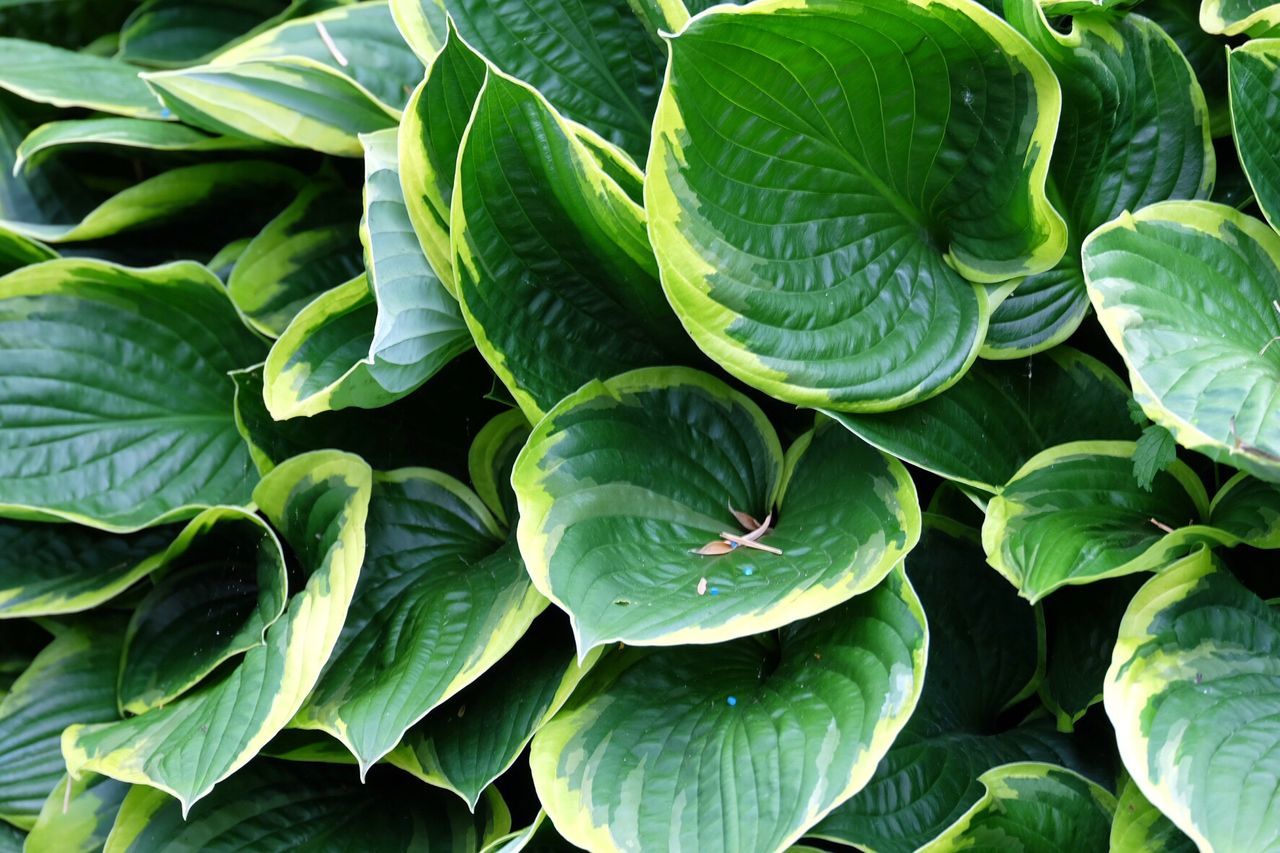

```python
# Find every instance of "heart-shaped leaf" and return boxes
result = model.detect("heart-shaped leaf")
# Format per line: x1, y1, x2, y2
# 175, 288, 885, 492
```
294, 467, 545, 773
1083, 200, 1280, 483
987, 0, 1214, 357
646, 0, 1065, 412
63, 451, 372, 813
0, 258, 265, 532
1105, 547, 1280, 850
530, 567, 927, 853
829, 347, 1138, 493
1230, 39, 1280, 232
514, 367, 919, 651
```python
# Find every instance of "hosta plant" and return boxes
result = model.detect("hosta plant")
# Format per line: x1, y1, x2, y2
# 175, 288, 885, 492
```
0, 0, 1278, 851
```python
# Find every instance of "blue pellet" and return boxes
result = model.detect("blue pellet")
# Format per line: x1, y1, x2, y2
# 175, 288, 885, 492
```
726, 696, 737, 706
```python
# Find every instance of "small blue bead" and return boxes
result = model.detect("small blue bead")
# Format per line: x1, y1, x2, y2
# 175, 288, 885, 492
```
160, 107, 172, 118
727, 696, 737, 706
743, 566, 754, 576
710, 587, 719, 595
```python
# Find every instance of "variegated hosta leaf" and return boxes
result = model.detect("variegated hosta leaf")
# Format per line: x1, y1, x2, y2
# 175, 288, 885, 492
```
227, 178, 364, 337
1105, 548, 1280, 850
1208, 471, 1280, 547
647, 0, 1065, 412
829, 347, 1137, 494
14, 118, 263, 173
0, 39, 163, 118
987, 0, 1214, 358
453, 70, 679, 423
25, 773, 128, 853
1083, 201, 1280, 483
467, 408, 530, 527
1143, 0, 1232, 136
0, 160, 302, 244
531, 568, 926, 853
0, 620, 123, 830
0, 227, 53, 277
920, 763, 1115, 852
441, 0, 663, 160
0, 522, 172, 618
62, 451, 372, 813
263, 130, 471, 418
0, 259, 264, 532
1202, 0, 1280, 35
117, 509, 287, 715
514, 367, 919, 651
102, 760, 509, 852
813, 519, 1093, 852
981, 441, 1225, 602
480, 811, 576, 853
1230, 40, 1280, 232
399, 21, 486, 294
389, 0, 447, 66
294, 467, 545, 773
1110, 776, 1196, 853
388, 612, 595, 808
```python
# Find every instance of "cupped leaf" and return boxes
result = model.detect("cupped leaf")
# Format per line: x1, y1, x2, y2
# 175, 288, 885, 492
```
1208, 470, 1280, 547
14, 118, 262, 172
441, 0, 664, 159
514, 367, 919, 651
982, 441, 1223, 601
0, 39, 164, 118
118, 509, 287, 715
62, 451, 372, 813
829, 348, 1137, 493
987, 0, 1214, 358
399, 21, 486, 294
0, 160, 302, 244
1202, 0, 1280, 35
453, 70, 678, 422
0, 619, 123, 830
1230, 39, 1280, 233
388, 612, 595, 808
467, 407, 530, 527
0, 258, 264, 532
813, 519, 1093, 852
0, 522, 173, 618
227, 178, 364, 337
647, 0, 1065, 412
1110, 776, 1197, 853
920, 763, 1115, 852
143, 57, 397, 157
531, 567, 927, 853
25, 773, 128, 853
1083, 200, 1280, 483
1105, 547, 1280, 851
293, 466, 545, 772
102, 760, 507, 852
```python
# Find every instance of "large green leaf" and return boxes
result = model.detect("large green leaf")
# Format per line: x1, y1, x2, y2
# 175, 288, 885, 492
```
1143, 0, 1231, 136
1110, 776, 1196, 853
981, 441, 1224, 601
987, 0, 1214, 358
388, 0, 447, 66
14, 118, 262, 172
646, 0, 1064, 412
441, 0, 663, 160
531, 567, 926, 853
103, 760, 508, 851
1230, 39, 1280, 233
294, 467, 544, 773
919, 763, 1115, 852
1105, 547, 1280, 850
1208, 470, 1280, 547
514, 367, 918, 650
115, 0, 334, 68
829, 347, 1138, 493
0, 227, 53, 276
388, 612, 595, 808
1201, 0, 1280, 35
813, 519, 1091, 852
62, 451, 372, 812
467, 407, 529, 527
25, 773, 128, 853
399, 21, 486, 295
0, 160, 301, 244
227, 178, 363, 337
453, 70, 678, 423
0, 522, 173, 618
0, 620, 123, 830
1083, 201, 1280, 483
0, 259, 265, 532
0, 0, 137, 49
0, 39, 163, 118
117, 509, 287, 715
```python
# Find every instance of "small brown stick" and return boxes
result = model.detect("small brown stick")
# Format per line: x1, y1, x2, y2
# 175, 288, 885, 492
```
1150, 518, 1175, 534
692, 541, 735, 555
718, 531, 783, 555
315, 21, 349, 67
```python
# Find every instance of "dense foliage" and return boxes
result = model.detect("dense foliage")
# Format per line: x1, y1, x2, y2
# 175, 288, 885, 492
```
0, 0, 1278, 850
